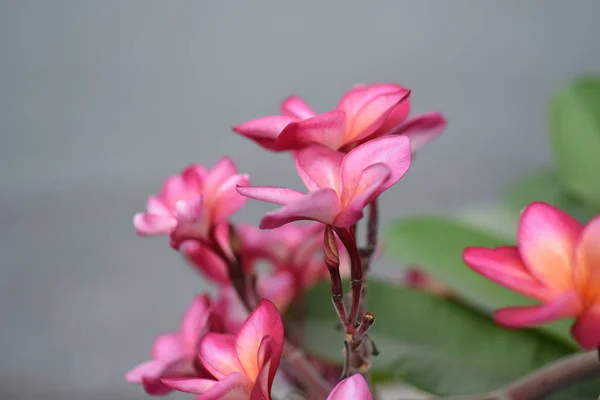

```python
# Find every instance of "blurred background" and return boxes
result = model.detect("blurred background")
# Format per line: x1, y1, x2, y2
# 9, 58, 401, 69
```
2, 1, 599, 399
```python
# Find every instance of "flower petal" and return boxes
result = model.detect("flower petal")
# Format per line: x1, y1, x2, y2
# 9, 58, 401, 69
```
259, 189, 340, 229
463, 246, 551, 301
235, 300, 284, 383
204, 157, 237, 194
327, 374, 373, 400
159, 175, 189, 210
215, 286, 248, 334
181, 164, 208, 191
199, 333, 243, 379
211, 173, 250, 224
517, 202, 583, 292
574, 216, 600, 304
133, 213, 177, 235
494, 291, 581, 327
126, 360, 175, 395
256, 270, 296, 312
147, 196, 171, 216
274, 110, 346, 151
163, 373, 251, 399
237, 186, 306, 206
233, 116, 297, 151
388, 112, 447, 152
295, 144, 344, 191
182, 241, 230, 285
571, 303, 600, 349
341, 135, 411, 203
152, 333, 185, 360
280, 96, 317, 119
180, 295, 212, 350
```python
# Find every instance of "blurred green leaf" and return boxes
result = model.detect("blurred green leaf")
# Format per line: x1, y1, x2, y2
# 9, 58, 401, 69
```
549, 76, 600, 208
302, 280, 576, 395
383, 216, 576, 346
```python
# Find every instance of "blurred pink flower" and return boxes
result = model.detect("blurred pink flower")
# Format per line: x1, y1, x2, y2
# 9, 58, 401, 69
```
233, 83, 446, 153
237, 136, 411, 229
133, 158, 249, 248
464, 202, 600, 349
162, 300, 284, 399
125, 295, 221, 395
326, 374, 373, 400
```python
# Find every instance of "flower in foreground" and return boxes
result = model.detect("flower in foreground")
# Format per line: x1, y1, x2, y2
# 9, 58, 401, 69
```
326, 374, 373, 400
125, 295, 219, 395
237, 135, 411, 229
163, 299, 284, 399
233, 83, 446, 153
463, 202, 600, 349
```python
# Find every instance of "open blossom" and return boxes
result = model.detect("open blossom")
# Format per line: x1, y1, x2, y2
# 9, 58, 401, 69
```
133, 157, 249, 248
233, 83, 446, 153
327, 374, 373, 400
163, 300, 284, 400
237, 135, 411, 229
463, 202, 600, 349
125, 295, 221, 395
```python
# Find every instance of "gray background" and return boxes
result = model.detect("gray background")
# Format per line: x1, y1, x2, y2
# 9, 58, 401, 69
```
2, 1, 599, 399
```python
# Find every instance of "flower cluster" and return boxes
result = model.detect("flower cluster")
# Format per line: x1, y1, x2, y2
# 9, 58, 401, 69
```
127, 83, 444, 399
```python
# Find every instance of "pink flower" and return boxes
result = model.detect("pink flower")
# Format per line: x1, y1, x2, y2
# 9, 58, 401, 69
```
125, 295, 220, 395
327, 374, 373, 400
236, 135, 411, 229
162, 300, 284, 399
463, 202, 600, 349
233, 83, 446, 153
133, 157, 249, 248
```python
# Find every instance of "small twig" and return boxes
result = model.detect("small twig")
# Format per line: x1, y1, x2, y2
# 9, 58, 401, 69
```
334, 227, 363, 327
324, 226, 349, 326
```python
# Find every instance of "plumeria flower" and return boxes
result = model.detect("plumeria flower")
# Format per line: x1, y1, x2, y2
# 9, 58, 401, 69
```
463, 202, 600, 349
162, 300, 284, 399
237, 135, 411, 229
233, 83, 446, 153
326, 374, 373, 400
125, 295, 221, 395
133, 158, 249, 248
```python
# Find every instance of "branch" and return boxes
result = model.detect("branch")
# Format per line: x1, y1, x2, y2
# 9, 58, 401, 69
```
438, 350, 600, 400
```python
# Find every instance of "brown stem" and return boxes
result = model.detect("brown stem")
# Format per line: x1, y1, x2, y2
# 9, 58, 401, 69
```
439, 350, 600, 400
334, 227, 363, 327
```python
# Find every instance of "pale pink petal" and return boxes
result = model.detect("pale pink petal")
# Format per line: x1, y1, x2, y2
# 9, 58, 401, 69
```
133, 213, 177, 236
250, 358, 273, 400
181, 164, 208, 191
147, 196, 171, 216
388, 112, 447, 152
182, 241, 230, 285
199, 333, 243, 379
295, 144, 344, 191
494, 291, 581, 327
204, 157, 238, 194
259, 189, 340, 229
340, 135, 411, 203
159, 176, 190, 210
173, 195, 204, 222
280, 95, 317, 119
517, 202, 583, 292
463, 246, 551, 301
334, 164, 390, 227
236, 186, 306, 206
574, 216, 600, 303
233, 116, 297, 151
571, 303, 600, 349
327, 374, 373, 400
152, 333, 185, 360
215, 286, 248, 334
126, 360, 174, 395
274, 110, 346, 151
161, 376, 218, 395
163, 373, 251, 398
211, 173, 250, 224
235, 300, 284, 383
180, 295, 212, 350
257, 270, 295, 312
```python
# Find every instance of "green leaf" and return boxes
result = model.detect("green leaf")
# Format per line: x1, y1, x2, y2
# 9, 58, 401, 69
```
302, 280, 577, 395
383, 216, 576, 346
549, 75, 600, 208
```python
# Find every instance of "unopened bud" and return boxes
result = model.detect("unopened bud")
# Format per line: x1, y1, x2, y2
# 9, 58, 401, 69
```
324, 225, 340, 268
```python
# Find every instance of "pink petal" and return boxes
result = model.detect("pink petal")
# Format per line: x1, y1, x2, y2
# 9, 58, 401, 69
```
211, 173, 250, 224
259, 188, 340, 229
280, 95, 317, 119
126, 360, 175, 395
181, 164, 208, 191
340, 135, 411, 203
182, 241, 230, 285
334, 163, 391, 227
574, 216, 600, 304
388, 112, 447, 152
256, 270, 296, 312
236, 185, 306, 206
250, 357, 274, 400
517, 202, 583, 292
571, 303, 600, 349
152, 333, 185, 360
327, 374, 373, 400
215, 286, 248, 334
274, 110, 346, 151
159, 175, 190, 210
463, 246, 551, 301
233, 116, 297, 151
199, 333, 243, 379
204, 157, 238, 194
180, 295, 212, 350
133, 213, 177, 236
163, 373, 251, 398
235, 300, 284, 383
146, 196, 171, 216
494, 291, 581, 327
295, 144, 344, 191
173, 195, 204, 222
